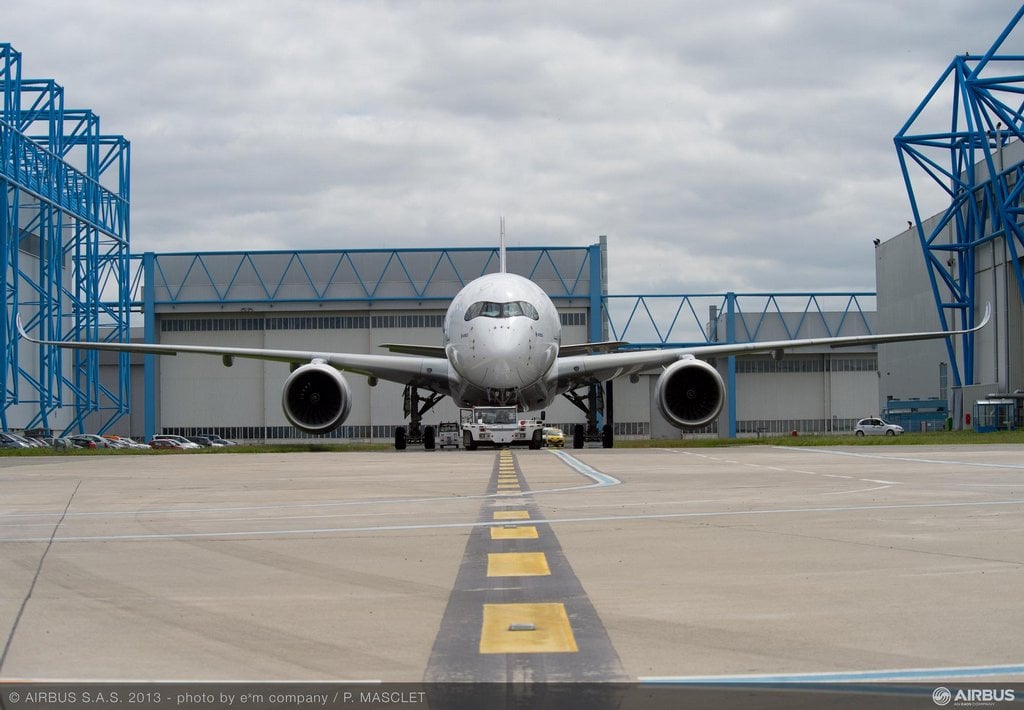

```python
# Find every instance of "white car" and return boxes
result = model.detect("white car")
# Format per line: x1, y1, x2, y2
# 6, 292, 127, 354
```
150, 434, 202, 449
854, 417, 904, 436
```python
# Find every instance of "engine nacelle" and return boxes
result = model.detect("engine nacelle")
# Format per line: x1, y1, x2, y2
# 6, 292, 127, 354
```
654, 358, 726, 429
281, 362, 352, 434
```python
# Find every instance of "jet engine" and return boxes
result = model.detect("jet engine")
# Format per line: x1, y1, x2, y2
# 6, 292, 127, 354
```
282, 362, 352, 434
654, 358, 725, 429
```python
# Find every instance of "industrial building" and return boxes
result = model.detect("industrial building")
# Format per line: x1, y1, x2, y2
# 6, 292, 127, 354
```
99, 250, 881, 442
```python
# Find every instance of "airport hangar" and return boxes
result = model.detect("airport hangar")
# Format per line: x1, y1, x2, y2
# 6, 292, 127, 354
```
4, 32, 1023, 444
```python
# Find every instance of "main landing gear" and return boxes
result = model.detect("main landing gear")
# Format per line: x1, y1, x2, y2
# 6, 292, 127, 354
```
562, 382, 615, 449
394, 385, 444, 450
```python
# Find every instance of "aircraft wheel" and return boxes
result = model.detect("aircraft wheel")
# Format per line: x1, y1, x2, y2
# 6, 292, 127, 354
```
424, 425, 436, 450
573, 424, 585, 449
395, 426, 407, 450
602, 424, 614, 448
529, 429, 543, 450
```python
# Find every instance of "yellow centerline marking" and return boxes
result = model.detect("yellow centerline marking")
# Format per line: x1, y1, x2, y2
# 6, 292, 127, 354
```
490, 525, 538, 539
480, 603, 578, 653
487, 552, 551, 577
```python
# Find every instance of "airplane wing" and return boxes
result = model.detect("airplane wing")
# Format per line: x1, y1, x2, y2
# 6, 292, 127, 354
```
378, 340, 629, 357
555, 303, 991, 386
557, 341, 629, 356
16, 316, 451, 391
379, 343, 445, 357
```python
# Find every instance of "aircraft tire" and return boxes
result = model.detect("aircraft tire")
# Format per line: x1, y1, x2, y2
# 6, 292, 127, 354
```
573, 424, 585, 449
424, 425, 436, 450
395, 426, 407, 450
602, 424, 614, 448
529, 429, 543, 450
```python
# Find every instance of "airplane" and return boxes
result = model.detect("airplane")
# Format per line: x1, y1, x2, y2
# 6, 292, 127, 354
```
16, 240, 990, 450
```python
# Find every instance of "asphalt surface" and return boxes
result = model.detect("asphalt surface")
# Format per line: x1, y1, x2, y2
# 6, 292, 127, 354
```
1, 444, 1023, 683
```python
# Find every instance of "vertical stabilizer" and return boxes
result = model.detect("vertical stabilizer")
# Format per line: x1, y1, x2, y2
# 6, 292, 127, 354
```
499, 217, 507, 273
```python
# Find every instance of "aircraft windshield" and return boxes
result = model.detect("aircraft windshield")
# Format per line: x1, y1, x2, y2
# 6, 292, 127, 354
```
464, 300, 540, 321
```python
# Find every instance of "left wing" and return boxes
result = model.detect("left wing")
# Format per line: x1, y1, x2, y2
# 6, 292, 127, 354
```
16, 316, 451, 391
555, 303, 992, 386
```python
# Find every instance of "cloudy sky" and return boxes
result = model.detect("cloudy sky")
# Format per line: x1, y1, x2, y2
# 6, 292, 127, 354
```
5, 1, 1024, 295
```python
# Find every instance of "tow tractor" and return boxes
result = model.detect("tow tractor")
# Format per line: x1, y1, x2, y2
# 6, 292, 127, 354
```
460, 406, 545, 450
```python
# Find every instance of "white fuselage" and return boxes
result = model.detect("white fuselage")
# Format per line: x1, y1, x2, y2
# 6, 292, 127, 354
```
443, 272, 561, 409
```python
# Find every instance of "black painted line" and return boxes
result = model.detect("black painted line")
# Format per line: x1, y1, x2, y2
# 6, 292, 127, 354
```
424, 451, 627, 682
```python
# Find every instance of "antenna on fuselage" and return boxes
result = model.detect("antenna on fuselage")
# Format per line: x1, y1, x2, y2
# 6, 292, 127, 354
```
499, 216, 507, 273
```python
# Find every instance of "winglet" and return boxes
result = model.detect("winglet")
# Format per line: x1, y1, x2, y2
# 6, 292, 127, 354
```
977, 301, 992, 330
14, 314, 35, 343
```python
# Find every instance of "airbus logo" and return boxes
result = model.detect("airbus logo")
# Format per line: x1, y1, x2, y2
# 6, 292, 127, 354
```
933, 686, 1015, 706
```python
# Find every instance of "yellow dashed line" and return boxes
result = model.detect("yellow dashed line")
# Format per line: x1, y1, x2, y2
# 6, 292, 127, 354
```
490, 525, 538, 540
493, 510, 530, 520
480, 603, 578, 653
487, 552, 551, 577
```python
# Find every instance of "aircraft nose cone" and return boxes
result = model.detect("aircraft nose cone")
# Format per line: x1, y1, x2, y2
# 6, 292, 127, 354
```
454, 322, 547, 388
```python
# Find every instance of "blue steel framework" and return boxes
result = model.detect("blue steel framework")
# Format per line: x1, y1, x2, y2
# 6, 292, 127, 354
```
1, 43, 131, 434
895, 7, 1024, 387
603, 292, 876, 438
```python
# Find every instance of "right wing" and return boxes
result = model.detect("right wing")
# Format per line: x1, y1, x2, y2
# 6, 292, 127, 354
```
555, 303, 991, 387
16, 316, 452, 392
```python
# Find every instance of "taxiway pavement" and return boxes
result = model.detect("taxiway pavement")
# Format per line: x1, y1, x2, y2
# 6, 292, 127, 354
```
1, 445, 1022, 683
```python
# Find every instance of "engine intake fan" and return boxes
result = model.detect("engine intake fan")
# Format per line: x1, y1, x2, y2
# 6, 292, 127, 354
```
282, 362, 352, 434
654, 358, 725, 429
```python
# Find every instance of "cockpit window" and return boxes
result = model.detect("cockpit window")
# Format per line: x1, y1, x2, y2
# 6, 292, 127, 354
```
464, 300, 540, 321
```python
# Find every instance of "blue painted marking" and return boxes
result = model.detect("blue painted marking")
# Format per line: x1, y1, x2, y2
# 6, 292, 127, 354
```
549, 450, 621, 487
641, 663, 1024, 684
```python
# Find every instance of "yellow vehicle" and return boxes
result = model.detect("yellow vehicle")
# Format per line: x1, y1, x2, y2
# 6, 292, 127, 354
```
542, 427, 565, 447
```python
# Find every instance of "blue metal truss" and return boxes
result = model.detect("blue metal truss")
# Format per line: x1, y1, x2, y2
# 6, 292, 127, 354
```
603, 292, 875, 347
894, 7, 1024, 387
136, 245, 598, 308
1, 43, 130, 434
604, 292, 877, 438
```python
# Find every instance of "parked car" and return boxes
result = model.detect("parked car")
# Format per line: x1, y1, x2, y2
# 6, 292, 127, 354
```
854, 417, 904, 437
542, 427, 565, 447
196, 434, 237, 446
0, 432, 32, 449
149, 438, 184, 450
150, 434, 201, 449
186, 436, 224, 447
7, 433, 44, 448
42, 436, 74, 450
103, 435, 150, 450
68, 434, 113, 449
